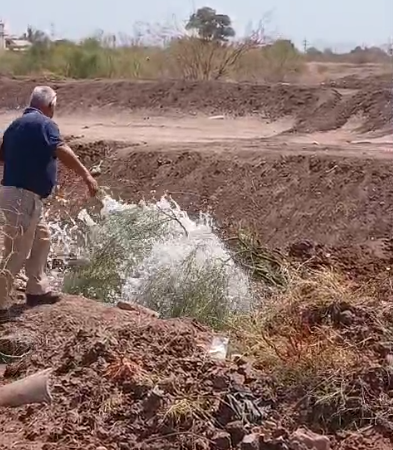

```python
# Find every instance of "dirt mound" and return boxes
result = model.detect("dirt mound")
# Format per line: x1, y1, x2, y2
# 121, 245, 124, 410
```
293, 86, 392, 133
0, 77, 322, 119
58, 143, 393, 250
327, 72, 393, 90
0, 297, 211, 449
1, 297, 392, 449
0, 77, 391, 133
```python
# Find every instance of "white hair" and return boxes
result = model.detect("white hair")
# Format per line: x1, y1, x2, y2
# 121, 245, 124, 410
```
29, 86, 57, 109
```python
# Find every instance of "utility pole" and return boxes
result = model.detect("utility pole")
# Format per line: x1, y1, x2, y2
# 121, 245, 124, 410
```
50, 22, 56, 41
388, 37, 393, 57
303, 38, 308, 53
0, 20, 4, 51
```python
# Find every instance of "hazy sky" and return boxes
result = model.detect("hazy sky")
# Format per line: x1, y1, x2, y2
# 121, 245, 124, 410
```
1, 0, 392, 50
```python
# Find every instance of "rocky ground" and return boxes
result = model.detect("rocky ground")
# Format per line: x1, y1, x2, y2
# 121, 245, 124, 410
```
1, 292, 393, 450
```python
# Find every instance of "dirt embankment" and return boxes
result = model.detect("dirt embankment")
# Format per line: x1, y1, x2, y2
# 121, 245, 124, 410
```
1, 296, 392, 450
326, 72, 393, 89
53, 140, 393, 287
0, 77, 391, 133
58, 142, 393, 248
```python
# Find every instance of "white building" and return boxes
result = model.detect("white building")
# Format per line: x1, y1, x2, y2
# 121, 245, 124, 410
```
0, 21, 5, 51
0, 20, 32, 51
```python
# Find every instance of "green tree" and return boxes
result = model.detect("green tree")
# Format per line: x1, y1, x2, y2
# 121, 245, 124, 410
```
186, 7, 235, 42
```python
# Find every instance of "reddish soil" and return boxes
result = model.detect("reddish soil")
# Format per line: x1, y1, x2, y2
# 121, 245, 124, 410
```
337, 433, 393, 450
1, 297, 393, 450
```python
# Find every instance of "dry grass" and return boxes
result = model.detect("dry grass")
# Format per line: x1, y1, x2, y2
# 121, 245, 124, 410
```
226, 264, 393, 432
105, 354, 146, 382
163, 396, 212, 427
223, 227, 393, 431
229, 269, 362, 377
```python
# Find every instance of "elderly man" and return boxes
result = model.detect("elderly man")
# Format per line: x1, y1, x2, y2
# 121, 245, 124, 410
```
0, 86, 98, 314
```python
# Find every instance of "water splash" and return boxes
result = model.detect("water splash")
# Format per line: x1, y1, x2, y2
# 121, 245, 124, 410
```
48, 195, 253, 320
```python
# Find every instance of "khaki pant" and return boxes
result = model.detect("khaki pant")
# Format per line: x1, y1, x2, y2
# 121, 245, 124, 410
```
0, 186, 50, 309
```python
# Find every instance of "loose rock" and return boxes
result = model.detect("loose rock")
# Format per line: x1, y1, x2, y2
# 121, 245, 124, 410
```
291, 428, 330, 450
241, 433, 260, 450
211, 431, 232, 450
226, 420, 246, 446
116, 301, 159, 318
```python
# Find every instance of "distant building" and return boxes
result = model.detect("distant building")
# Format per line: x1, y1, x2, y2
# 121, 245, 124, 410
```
6, 37, 32, 51
0, 20, 32, 51
0, 21, 5, 50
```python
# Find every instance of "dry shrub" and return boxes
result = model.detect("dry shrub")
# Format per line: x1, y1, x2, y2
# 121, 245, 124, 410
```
0, 51, 22, 76
306, 46, 391, 65
229, 227, 290, 290
237, 40, 307, 82
229, 269, 362, 383
0, 33, 307, 82
168, 36, 261, 80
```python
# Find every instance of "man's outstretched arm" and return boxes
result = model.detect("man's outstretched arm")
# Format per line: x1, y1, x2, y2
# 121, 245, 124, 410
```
44, 120, 98, 197
56, 143, 99, 197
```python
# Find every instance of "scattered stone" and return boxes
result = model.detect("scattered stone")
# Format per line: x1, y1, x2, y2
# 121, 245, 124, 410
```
225, 420, 246, 446
211, 431, 232, 450
91, 163, 102, 176
211, 370, 229, 390
291, 428, 330, 450
142, 386, 164, 412
262, 420, 278, 431
229, 371, 246, 387
386, 354, 393, 367
116, 301, 159, 318
271, 427, 289, 439
241, 433, 260, 450
237, 363, 257, 382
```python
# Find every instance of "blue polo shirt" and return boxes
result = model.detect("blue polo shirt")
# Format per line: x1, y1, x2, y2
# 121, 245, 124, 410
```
1, 108, 62, 198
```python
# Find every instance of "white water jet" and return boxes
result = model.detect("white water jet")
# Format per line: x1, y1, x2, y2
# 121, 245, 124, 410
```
48, 195, 253, 322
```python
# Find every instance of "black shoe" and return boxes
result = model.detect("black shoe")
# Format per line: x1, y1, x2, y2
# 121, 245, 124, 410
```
26, 292, 62, 307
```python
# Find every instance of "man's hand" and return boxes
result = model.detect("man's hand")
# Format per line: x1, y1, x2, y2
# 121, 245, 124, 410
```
84, 174, 99, 197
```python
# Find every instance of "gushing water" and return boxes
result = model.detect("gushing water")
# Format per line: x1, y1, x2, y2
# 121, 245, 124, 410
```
48, 195, 253, 320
